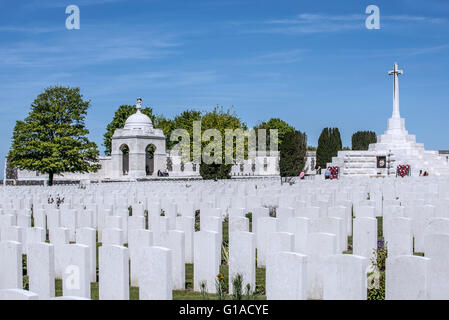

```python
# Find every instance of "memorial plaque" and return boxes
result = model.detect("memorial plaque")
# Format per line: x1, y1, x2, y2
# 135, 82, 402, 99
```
377, 156, 387, 168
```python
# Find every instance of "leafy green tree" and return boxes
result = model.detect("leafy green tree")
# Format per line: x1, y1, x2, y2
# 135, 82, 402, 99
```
173, 110, 202, 130
254, 118, 295, 151
103, 104, 155, 156
279, 130, 307, 177
199, 106, 246, 180
316, 127, 342, 169
153, 114, 174, 149
199, 162, 234, 180
170, 109, 202, 154
352, 131, 377, 150
7, 86, 100, 186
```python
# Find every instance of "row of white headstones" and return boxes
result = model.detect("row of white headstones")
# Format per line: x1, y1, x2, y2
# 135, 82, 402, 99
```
1, 177, 449, 299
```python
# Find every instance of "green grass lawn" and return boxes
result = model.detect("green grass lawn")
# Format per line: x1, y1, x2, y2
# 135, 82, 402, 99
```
47, 219, 266, 300
52, 263, 266, 300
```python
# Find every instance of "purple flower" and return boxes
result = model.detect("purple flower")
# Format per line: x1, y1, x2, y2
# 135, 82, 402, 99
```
377, 239, 384, 250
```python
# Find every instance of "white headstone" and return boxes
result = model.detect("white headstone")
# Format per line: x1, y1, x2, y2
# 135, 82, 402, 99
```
276, 207, 295, 232
47, 210, 61, 230
76, 227, 97, 282
49, 227, 70, 279
128, 229, 153, 287
200, 216, 222, 267
386, 255, 430, 300
229, 216, 249, 233
28, 242, 55, 299
176, 216, 194, 264
167, 230, 186, 290
256, 217, 279, 267
25, 227, 46, 255
323, 254, 368, 300
127, 215, 145, 243
61, 210, 77, 242
99, 245, 129, 300
61, 244, 91, 299
229, 231, 255, 294
353, 217, 377, 259
267, 232, 294, 260
424, 233, 449, 299
0, 241, 22, 290
266, 251, 307, 300
354, 206, 375, 218
139, 246, 172, 300
102, 228, 123, 246
383, 217, 413, 258
251, 207, 269, 235
193, 230, 220, 293
0, 289, 39, 300
287, 217, 310, 254
306, 233, 337, 299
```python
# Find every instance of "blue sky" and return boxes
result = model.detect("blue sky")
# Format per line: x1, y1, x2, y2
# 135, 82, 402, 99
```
1, 0, 449, 176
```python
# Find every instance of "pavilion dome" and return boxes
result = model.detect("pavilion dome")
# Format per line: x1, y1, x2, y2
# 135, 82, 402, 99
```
123, 98, 153, 130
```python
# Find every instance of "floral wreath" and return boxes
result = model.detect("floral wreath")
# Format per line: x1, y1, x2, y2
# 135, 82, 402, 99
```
327, 166, 339, 180
397, 165, 410, 178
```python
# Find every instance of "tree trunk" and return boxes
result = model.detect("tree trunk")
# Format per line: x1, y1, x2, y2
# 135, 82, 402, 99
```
48, 172, 54, 186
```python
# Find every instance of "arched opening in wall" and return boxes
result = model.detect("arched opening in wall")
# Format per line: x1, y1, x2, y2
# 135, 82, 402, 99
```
120, 144, 130, 176
145, 144, 156, 176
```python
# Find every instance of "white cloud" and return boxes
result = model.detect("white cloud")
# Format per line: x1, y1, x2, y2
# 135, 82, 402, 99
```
0, 28, 182, 68
240, 12, 448, 35
0, 26, 61, 34
326, 44, 449, 59
251, 49, 306, 64
21, 0, 126, 9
